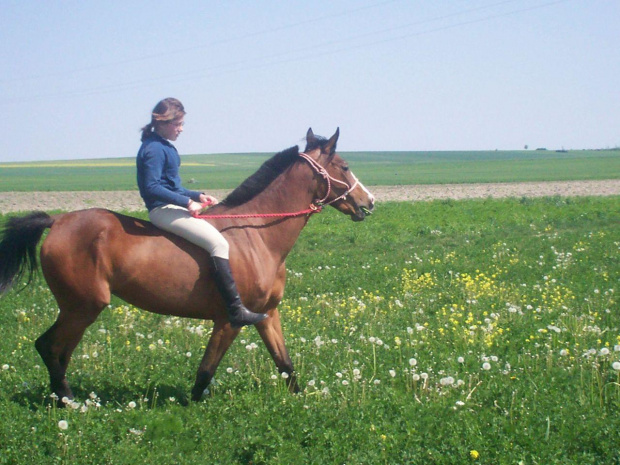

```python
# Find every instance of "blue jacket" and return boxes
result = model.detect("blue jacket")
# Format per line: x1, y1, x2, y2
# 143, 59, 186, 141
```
136, 133, 202, 211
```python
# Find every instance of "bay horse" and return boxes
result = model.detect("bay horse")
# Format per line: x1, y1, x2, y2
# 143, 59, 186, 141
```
0, 128, 374, 402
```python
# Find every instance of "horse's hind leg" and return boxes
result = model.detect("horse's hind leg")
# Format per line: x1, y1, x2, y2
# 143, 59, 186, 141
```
35, 302, 104, 401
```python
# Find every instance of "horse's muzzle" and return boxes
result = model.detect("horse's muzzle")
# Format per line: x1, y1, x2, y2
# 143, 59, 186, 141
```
352, 204, 374, 222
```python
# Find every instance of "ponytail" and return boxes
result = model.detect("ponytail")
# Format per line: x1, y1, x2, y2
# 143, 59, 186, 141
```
140, 122, 155, 142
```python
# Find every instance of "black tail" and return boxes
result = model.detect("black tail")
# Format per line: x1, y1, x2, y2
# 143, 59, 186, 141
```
0, 211, 54, 295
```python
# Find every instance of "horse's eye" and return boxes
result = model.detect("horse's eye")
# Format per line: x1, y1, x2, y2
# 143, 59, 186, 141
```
342, 165, 349, 172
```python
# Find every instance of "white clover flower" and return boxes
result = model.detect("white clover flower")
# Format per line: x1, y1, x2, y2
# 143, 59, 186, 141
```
389, 370, 396, 378
58, 420, 68, 431
342, 380, 349, 386
128, 401, 137, 409
307, 379, 316, 387
336, 372, 343, 379
373, 379, 381, 385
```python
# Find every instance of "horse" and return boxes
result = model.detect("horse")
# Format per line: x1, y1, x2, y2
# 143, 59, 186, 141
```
0, 128, 375, 402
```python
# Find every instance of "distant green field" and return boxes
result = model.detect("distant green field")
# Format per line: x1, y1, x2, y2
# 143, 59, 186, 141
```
0, 149, 618, 192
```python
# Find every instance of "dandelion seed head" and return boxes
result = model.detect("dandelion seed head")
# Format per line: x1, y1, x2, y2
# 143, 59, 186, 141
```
58, 420, 68, 431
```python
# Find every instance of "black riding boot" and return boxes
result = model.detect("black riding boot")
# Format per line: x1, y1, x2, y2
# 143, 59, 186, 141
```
210, 256, 268, 328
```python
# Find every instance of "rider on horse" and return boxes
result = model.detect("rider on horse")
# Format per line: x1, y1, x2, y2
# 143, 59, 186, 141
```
136, 98, 267, 328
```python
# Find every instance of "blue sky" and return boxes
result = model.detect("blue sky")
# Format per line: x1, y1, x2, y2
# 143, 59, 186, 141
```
1, 0, 618, 162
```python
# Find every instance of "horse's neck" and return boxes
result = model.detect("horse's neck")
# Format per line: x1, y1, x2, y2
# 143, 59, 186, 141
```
227, 162, 316, 262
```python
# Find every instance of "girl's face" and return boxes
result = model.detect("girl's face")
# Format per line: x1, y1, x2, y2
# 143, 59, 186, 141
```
156, 117, 184, 141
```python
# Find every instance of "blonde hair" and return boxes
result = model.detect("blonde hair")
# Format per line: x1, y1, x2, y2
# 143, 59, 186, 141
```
140, 98, 186, 141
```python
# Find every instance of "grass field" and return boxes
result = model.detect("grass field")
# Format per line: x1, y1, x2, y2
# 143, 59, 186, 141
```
1, 149, 619, 191
0, 196, 619, 464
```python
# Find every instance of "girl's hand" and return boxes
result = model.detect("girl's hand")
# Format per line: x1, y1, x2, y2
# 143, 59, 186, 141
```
199, 193, 218, 206
187, 200, 204, 215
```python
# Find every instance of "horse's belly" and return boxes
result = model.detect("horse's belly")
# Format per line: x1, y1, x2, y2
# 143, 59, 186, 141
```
112, 279, 221, 320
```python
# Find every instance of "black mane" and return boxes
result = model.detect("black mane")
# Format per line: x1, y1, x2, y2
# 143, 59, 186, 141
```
304, 135, 331, 152
222, 146, 300, 207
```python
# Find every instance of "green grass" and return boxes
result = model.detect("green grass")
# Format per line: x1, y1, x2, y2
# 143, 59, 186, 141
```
1, 149, 618, 191
1, 196, 619, 463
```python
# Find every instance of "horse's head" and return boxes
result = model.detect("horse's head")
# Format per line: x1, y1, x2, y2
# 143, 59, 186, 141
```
303, 128, 375, 222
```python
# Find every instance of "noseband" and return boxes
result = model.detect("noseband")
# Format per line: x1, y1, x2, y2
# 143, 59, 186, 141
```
298, 151, 359, 209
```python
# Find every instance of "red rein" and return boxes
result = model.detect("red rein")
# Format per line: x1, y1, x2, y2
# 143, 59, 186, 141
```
191, 204, 322, 220
191, 151, 356, 221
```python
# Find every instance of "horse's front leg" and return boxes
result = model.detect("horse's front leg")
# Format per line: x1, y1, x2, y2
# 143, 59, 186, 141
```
256, 308, 300, 393
191, 319, 240, 401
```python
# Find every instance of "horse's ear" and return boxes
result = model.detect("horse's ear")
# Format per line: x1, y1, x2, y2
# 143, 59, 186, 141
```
324, 127, 340, 156
306, 128, 316, 145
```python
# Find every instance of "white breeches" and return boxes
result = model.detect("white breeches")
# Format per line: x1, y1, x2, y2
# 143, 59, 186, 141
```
149, 204, 229, 259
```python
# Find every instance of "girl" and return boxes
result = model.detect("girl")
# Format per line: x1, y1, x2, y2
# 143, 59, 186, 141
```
136, 97, 267, 328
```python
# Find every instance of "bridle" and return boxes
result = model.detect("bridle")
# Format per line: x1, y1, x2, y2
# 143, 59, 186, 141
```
297, 151, 359, 209
192, 150, 359, 220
